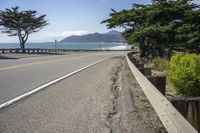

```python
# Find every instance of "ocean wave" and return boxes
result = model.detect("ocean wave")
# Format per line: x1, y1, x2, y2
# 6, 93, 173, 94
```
102, 45, 131, 50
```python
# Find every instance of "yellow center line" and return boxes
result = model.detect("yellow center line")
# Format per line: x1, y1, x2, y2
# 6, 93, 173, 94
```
0, 53, 104, 71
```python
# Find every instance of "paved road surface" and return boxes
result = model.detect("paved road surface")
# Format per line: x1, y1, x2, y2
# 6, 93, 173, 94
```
0, 52, 126, 105
0, 55, 166, 133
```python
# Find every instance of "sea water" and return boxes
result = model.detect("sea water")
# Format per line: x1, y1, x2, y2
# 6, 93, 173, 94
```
0, 42, 131, 50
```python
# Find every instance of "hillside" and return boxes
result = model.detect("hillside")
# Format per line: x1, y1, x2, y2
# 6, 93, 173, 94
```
60, 30, 125, 43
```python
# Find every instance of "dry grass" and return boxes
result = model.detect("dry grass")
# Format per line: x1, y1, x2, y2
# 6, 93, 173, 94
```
132, 54, 175, 97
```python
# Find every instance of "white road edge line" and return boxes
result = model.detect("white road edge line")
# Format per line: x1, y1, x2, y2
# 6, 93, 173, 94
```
0, 56, 114, 110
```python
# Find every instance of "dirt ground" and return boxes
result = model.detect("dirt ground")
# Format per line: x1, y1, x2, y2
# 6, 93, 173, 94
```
113, 58, 167, 133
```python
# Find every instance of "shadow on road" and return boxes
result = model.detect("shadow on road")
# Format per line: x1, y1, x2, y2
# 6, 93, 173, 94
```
0, 55, 18, 60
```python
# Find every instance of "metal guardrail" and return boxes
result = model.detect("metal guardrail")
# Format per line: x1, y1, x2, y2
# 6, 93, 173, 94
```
126, 54, 198, 133
0, 48, 70, 53
0, 48, 131, 54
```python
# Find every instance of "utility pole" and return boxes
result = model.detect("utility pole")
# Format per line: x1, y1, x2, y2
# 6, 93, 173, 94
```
55, 39, 57, 49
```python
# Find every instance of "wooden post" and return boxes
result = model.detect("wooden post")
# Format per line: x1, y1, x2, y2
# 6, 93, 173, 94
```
169, 96, 188, 117
170, 97, 200, 132
134, 63, 144, 68
187, 98, 200, 132
147, 76, 166, 96
138, 67, 152, 76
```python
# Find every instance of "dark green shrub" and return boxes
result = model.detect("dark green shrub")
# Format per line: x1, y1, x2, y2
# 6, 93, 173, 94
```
167, 53, 200, 96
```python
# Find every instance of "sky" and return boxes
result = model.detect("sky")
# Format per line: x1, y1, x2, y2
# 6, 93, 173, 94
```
0, 0, 152, 43
0, 0, 199, 43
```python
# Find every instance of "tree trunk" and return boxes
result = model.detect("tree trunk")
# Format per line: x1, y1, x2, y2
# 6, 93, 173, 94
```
21, 42, 25, 53
139, 37, 146, 58
18, 30, 29, 53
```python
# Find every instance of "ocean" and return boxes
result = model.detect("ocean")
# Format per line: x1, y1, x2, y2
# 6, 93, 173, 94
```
0, 42, 131, 50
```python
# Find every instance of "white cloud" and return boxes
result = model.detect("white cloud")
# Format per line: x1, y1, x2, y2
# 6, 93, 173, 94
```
0, 30, 90, 43
37, 30, 89, 38
193, 0, 200, 3
28, 30, 91, 42
60, 30, 89, 37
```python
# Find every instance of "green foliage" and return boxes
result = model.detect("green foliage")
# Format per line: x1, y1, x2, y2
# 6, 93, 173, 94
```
167, 53, 200, 96
0, 7, 48, 49
102, 0, 200, 59
133, 53, 142, 62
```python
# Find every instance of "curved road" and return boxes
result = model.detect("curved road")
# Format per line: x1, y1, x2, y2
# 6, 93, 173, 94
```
0, 51, 166, 133
0, 51, 127, 105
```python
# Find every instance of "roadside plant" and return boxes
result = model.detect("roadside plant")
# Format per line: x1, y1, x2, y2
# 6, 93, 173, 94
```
152, 58, 168, 72
167, 53, 200, 96
0, 6, 48, 50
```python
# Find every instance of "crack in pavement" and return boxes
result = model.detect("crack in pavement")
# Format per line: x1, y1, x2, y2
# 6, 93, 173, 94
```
105, 60, 123, 133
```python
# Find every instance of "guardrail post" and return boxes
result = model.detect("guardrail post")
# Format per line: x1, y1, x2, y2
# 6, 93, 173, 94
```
170, 97, 188, 117
147, 76, 166, 96
134, 63, 144, 68
187, 98, 200, 132
170, 97, 200, 132
138, 67, 152, 76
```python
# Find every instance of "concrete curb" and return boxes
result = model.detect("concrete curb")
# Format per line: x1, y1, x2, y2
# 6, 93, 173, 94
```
126, 54, 197, 133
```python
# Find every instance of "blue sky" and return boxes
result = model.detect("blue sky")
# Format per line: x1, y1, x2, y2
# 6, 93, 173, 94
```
0, 0, 152, 43
0, 0, 199, 43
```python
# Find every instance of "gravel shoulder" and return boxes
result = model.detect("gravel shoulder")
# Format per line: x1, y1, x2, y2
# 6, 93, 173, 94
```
118, 59, 167, 133
0, 56, 166, 133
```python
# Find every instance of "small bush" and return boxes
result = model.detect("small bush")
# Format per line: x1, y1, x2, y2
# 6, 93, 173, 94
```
167, 53, 200, 96
133, 53, 143, 62
152, 58, 168, 71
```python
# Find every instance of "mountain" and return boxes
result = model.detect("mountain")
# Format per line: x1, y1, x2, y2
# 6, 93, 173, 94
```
106, 30, 121, 35
60, 30, 125, 43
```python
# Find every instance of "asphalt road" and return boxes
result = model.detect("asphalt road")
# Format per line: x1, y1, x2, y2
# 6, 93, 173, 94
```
0, 52, 127, 105
0, 55, 166, 133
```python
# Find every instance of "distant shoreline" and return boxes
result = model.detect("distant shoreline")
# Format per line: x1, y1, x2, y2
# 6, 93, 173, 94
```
0, 42, 130, 50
